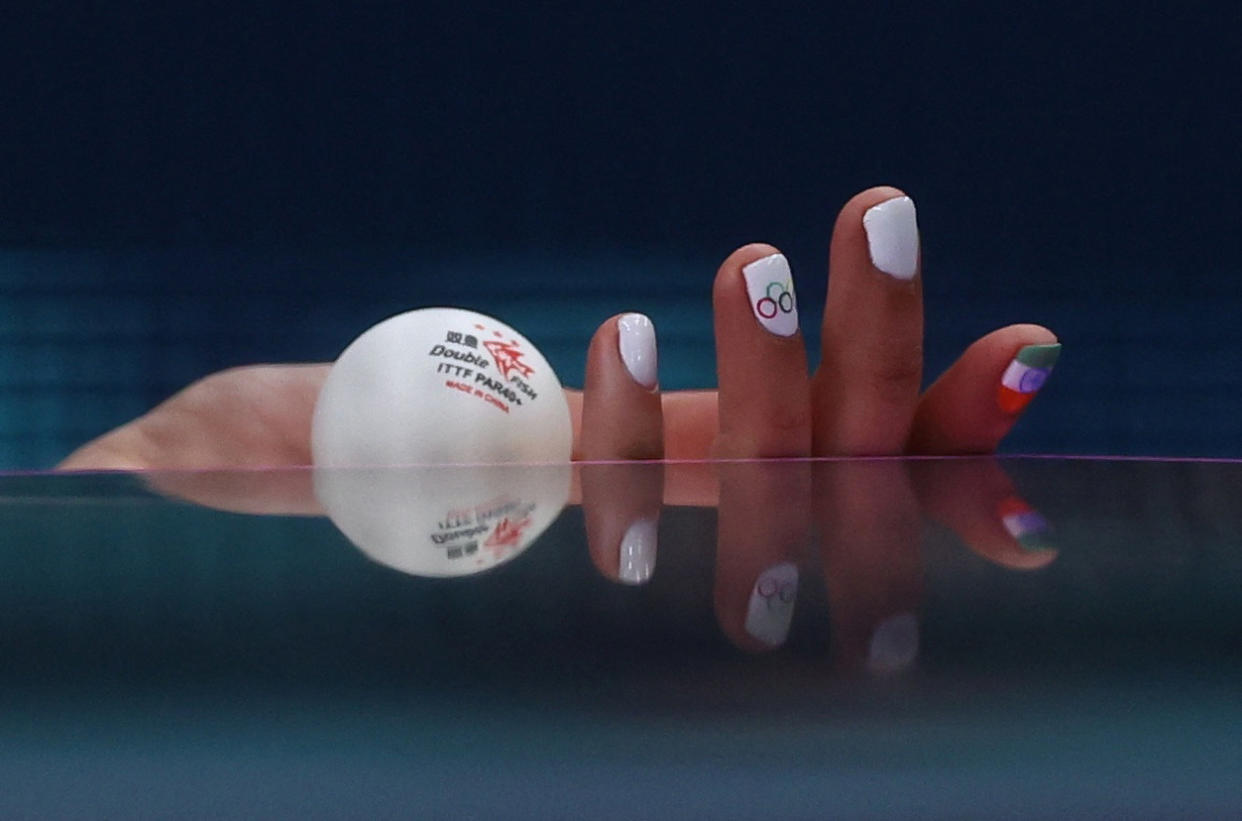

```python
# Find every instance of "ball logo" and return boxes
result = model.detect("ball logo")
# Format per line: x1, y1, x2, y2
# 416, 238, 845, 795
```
755, 281, 795, 319
475, 323, 536, 382
484, 515, 533, 559
484, 338, 535, 381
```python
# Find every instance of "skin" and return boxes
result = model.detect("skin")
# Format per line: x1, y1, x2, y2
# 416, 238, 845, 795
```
59, 187, 1056, 471
56, 185, 1064, 662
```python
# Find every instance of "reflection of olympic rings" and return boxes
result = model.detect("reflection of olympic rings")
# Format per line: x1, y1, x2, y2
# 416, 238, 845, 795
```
756, 281, 795, 319
757, 578, 797, 607
1018, 368, 1049, 393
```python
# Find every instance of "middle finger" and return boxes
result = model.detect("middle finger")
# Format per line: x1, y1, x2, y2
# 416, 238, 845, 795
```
812, 186, 924, 455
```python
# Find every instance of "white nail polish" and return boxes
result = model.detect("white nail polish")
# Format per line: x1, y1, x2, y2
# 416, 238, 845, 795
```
744, 561, 798, 646
616, 313, 658, 389
618, 517, 657, 585
742, 253, 799, 337
867, 611, 919, 674
862, 196, 919, 280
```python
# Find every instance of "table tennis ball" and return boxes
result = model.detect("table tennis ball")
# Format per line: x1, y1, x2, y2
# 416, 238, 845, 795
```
315, 462, 570, 577
311, 307, 573, 467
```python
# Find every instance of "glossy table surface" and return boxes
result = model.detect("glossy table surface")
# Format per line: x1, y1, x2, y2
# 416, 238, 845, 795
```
2, 457, 1240, 819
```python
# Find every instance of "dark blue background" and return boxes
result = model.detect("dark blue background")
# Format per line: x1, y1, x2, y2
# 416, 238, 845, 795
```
2, 4, 1240, 466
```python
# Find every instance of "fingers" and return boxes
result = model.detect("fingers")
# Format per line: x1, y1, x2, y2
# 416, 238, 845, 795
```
814, 460, 924, 673
907, 325, 1060, 454
712, 244, 812, 458
713, 461, 812, 651
911, 457, 1058, 570
57, 423, 156, 471
577, 313, 664, 461
660, 390, 719, 461
577, 314, 667, 581
812, 186, 924, 455
581, 462, 664, 584
568, 388, 718, 462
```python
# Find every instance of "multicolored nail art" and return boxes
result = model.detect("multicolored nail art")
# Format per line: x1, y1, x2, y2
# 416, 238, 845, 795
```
744, 561, 798, 646
742, 253, 799, 337
998, 343, 1062, 414
997, 497, 1055, 551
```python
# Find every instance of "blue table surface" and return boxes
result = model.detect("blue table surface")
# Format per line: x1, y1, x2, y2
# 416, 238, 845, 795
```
2, 457, 1240, 819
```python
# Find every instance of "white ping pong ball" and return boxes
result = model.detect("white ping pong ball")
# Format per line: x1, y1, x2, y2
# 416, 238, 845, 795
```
311, 307, 573, 466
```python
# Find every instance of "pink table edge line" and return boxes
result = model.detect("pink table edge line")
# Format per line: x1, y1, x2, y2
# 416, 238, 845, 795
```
7, 452, 1242, 478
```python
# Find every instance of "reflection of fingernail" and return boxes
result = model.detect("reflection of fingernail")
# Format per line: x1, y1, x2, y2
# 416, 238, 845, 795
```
617, 313, 658, 390
863, 196, 919, 280
742, 253, 799, 337
744, 561, 798, 646
998, 497, 1056, 552
998, 343, 1061, 414
618, 517, 657, 585
867, 611, 919, 674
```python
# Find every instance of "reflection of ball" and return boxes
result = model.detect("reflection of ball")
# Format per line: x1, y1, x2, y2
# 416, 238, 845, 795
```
311, 308, 573, 466
315, 463, 570, 577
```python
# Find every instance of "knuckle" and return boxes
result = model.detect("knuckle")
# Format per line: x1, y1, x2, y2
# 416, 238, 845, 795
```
862, 343, 923, 403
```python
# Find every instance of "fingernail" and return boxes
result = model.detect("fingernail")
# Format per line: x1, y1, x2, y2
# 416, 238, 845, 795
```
867, 611, 919, 674
618, 517, 657, 585
616, 313, 658, 390
862, 195, 919, 280
742, 253, 799, 337
998, 343, 1062, 414
997, 497, 1056, 552
744, 561, 798, 646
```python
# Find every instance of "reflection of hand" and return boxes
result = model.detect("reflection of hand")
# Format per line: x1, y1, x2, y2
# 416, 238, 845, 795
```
57, 186, 1058, 472
142, 454, 1056, 670
580, 458, 1057, 667
578, 186, 1060, 461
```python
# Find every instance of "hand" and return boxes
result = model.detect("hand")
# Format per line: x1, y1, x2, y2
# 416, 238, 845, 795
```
58, 186, 1059, 472
576, 186, 1060, 461
141, 455, 1058, 671
577, 457, 1057, 664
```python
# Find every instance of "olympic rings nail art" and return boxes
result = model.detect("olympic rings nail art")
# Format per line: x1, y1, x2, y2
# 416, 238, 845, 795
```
742, 253, 799, 337
744, 561, 798, 646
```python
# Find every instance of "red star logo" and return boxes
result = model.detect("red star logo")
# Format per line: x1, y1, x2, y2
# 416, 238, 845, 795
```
483, 339, 535, 381
484, 516, 532, 557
